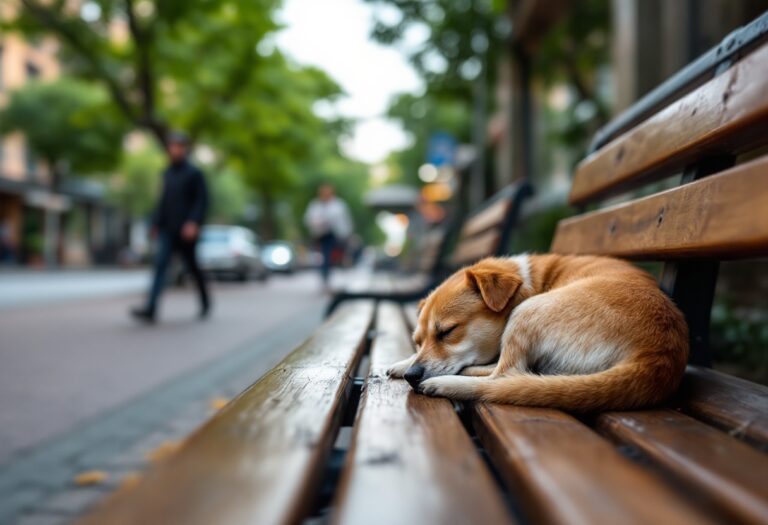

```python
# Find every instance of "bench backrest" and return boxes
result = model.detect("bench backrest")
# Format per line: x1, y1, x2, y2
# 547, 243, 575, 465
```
550, 36, 768, 366
449, 181, 533, 268
414, 226, 448, 274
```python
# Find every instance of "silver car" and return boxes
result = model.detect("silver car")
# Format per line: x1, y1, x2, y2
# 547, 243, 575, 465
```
197, 225, 268, 281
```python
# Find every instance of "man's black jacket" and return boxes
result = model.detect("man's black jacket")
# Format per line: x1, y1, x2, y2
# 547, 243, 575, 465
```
152, 159, 209, 235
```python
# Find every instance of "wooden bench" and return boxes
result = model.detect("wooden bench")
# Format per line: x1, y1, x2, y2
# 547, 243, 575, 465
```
80, 17, 768, 525
442, 24, 768, 524
325, 181, 532, 316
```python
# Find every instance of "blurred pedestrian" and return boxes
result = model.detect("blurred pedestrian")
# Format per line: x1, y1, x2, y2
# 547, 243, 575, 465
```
304, 184, 353, 288
131, 132, 211, 323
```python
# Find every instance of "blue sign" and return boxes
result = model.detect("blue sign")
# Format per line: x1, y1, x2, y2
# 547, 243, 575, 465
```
427, 132, 457, 167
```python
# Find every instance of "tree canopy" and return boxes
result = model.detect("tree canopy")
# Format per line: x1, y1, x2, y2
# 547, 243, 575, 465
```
0, 78, 128, 185
4, 0, 380, 242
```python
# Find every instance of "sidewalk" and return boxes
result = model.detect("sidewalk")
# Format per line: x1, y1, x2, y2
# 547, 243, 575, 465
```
0, 268, 150, 309
0, 304, 322, 525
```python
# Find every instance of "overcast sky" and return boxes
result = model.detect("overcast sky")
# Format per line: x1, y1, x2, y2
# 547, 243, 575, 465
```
275, 0, 426, 164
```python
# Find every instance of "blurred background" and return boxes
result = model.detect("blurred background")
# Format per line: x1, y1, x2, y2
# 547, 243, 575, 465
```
0, 1, 767, 516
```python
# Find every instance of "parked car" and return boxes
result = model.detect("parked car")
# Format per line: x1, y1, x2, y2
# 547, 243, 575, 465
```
261, 241, 297, 273
197, 225, 268, 281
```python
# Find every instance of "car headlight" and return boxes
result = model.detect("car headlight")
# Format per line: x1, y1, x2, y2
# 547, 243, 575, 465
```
270, 246, 291, 266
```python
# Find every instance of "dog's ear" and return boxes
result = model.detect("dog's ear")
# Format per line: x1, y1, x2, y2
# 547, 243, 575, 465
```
417, 298, 426, 314
465, 268, 522, 312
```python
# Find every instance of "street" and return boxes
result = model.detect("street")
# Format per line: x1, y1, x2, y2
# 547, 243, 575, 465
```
0, 269, 332, 523
0, 269, 327, 463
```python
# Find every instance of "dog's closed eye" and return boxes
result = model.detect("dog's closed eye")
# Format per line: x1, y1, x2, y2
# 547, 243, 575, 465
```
436, 324, 458, 341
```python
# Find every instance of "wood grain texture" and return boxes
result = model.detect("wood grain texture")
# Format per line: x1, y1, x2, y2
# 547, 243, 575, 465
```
678, 366, 768, 450
332, 302, 514, 525
451, 229, 501, 266
552, 155, 768, 259
570, 42, 768, 205
461, 198, 510, 239
474, 405, 711, 525
79, 301, 375, 525
598, 410, 768, 524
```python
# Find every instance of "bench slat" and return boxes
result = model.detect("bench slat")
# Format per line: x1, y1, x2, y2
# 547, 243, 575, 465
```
451, 229, 501, 266
679, 366, 768, 450
333, 303, 513, 525
474, 405, 710, 524
461, 198, 511, 239
570, 42, 768, 206
598, 410, 768, 524
552, 155, 768, 259
80, 301, 374, 525
402, 303, 419, 330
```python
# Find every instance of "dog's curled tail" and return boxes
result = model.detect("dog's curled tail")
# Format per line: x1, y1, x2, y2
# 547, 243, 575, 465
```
461, 353, 686, 412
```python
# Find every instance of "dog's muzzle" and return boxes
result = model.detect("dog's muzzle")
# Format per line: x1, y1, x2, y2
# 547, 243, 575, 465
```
404, 364, 425, 390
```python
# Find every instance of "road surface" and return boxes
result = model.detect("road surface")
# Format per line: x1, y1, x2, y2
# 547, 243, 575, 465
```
0, 270, 328, 464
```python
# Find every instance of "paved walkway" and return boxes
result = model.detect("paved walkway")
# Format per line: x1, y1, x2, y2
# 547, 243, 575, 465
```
0, 271, 329, 524
0, 269, 150, 309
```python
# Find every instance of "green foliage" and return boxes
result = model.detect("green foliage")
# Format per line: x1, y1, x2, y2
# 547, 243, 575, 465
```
0, 78, 127, 181
6, 0, 281, 144
365, 0, 507, 99
384, 92, 471, 185
534, 0, 612, 163
208, 168, 250, 224
6, 0, 376, 244
506, 204, 574, 254
109, 141, 164, 217
711, 301, 768, 384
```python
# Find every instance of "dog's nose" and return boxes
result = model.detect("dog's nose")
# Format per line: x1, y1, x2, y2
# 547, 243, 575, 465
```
404, 364, 425, 389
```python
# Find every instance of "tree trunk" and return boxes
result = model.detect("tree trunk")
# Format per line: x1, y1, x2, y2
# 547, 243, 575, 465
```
259, 185, 276, 241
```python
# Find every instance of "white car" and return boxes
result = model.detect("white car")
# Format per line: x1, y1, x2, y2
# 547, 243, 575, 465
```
197, 225, 268, 281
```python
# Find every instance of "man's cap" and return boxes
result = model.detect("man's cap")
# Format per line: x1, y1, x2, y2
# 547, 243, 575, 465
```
167, 131, 191, 145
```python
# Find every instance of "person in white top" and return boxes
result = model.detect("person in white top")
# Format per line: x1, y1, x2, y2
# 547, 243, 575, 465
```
304, 184, 353, 285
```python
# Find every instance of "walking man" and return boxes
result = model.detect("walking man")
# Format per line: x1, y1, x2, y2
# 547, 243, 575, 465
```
131, 132, 211, 323
304, 184, 353, 289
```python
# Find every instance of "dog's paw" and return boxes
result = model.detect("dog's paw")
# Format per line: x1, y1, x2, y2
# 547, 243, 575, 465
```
419, 376, 479, 399
386, 358, 412, 378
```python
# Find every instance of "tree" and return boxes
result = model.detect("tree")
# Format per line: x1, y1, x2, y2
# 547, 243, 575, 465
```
365, 0, 507, 100
6, 0, 280, 146
0, 78, 127, 187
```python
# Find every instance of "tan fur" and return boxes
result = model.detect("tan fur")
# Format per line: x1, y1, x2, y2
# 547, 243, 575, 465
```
388, 254, 689, 412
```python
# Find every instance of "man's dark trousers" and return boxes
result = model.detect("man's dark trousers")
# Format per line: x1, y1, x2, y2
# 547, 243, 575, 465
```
147, 231, 209, 314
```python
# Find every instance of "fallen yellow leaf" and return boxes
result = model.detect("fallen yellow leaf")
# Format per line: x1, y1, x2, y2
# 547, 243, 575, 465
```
209, 397, 229, 410
74, 470, 109, 486
118, 472, 142, 491
145, 440, 181, 463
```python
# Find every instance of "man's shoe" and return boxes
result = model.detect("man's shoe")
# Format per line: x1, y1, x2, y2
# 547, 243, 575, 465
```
130, 307, 156, 324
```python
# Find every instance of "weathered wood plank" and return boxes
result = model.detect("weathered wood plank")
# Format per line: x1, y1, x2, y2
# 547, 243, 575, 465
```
552, 155, 768, 259
474, 405, 712, 525
79, 301, 375, 525
461, 198, 510, 239
333, 303, 513, 525
402, 303, 419, 331
598, 410, 768, 524
678, 366, 768, 450
451, 229, 501, 266
570, 42, 768, 205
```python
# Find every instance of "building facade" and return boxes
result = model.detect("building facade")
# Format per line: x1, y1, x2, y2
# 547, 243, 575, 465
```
0, 7, 122, 267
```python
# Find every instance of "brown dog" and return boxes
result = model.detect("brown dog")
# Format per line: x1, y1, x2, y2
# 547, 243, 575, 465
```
387, 255, 689, 411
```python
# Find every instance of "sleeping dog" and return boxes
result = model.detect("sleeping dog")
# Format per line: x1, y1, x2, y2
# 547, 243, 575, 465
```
387, 255, 689, 412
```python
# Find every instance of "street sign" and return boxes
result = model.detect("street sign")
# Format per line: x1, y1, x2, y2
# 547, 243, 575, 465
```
427, 132, 457, 167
